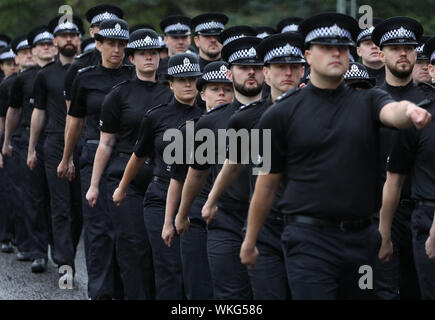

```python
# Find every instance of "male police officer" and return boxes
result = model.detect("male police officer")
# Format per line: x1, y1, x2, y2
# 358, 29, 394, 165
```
240, 12, 431, 300
412, 36, 432, 85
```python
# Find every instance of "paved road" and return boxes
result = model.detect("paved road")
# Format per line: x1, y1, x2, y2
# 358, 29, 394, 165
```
0, 238, 88, 300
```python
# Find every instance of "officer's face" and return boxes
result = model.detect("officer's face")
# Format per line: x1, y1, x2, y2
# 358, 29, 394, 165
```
379, 45, 417, 79
412, 59, 431, 84
165, 35, 191, 56
428, 63, 435, 82
228, 65, 264, 97
130, 49, 160, 74
97, 39, 127, 67
33, 42, 55, 61
15, 48, 34, 68
305, 44, 349, 79
169, 76, 199, 104
264, 63, 304, 94
0, 59, 18, 77
194, 35, 222, 59
200, 83, 234, 110
357, 40, 382, 64
54, 33, 79, 58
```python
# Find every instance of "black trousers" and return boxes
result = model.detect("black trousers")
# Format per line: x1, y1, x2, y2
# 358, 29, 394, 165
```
207, 206, 253, 300
43, 133, 82, 265
246, 214, 290, 300
106, 155, 154, 300
0, 157, 14, 243
143, 178, 184, 300
411, 205, 435, 299
282, 219, 381, 300
180, 198, 213, 300
80, 142, 120, 299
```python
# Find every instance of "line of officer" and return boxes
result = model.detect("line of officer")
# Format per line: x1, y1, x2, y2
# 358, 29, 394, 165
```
26, 15, 84, 273
88, 28, 172, 299
240, 12, 431, 300
2, 26, 54, 266
58, 18, 133, 299
372, 16, 434, 300
113, 53, 203, 299
165, 61, 234, 300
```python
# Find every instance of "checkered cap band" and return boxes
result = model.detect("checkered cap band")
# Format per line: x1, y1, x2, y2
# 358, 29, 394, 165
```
91, 12, 119, 25
282, 24, 299, 33
264, 44, 304, 63
257, 32, 270, 39
168, 61, 200, 75
356, 26, 374, 43
228, 47, 257, 63
127, 36, 160, 49
33, 32, 54, 45
222, 34, 245, 46
16, 40, 29, 51
164, 23, 191, 34
344, 64, 370, 79
0, 49, 15, 60
98, 27, 129, 40
54, 22, 79, 34
202, 70, 228, 81
84, 42, 96, 52
379, 27, 416, 46
0, 40, 8, 48
305, 24, 352, 43
195, 21, 224, 33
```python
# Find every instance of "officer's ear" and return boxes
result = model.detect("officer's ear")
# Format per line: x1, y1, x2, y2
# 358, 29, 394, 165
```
263, 66, 270, 86
53, 37, 59, 49
305, 49, 312, 66
378, 49, 385, 63
128, 54, 135, 65
356, 45, 362, 57
194, 36, 200, 48
428, 63, 435, 79
226, 68, 233, 82
96, 40, 103, 52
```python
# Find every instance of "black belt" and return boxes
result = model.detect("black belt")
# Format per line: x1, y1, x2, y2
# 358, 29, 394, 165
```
399, 199, 417, 209
152, 176, 170, 184
86, 140, 99, 145
283, 215, 373, 232
418, 201, 435, 208
118, 152, 132, 159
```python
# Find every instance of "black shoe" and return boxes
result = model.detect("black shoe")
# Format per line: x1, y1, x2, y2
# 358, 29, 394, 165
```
16, 251, 32, 261
1, 241, 13, 253
31, 258, 47, 273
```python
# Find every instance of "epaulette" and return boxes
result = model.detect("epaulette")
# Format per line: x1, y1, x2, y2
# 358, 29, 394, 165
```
418, 82, 435, 91
206, 102, 229, 114
77, 65, 96, 74
75, 50, 93, 60
238, 97, 267, 112
275, 87, 301, 103
146, 103, 167, 115
112, 80, 130, 89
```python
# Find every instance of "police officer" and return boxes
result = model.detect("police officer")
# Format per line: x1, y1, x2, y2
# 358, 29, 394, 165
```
412, 36, 432, 85
164, 61, 234, 300
344, 62, 376, 89
356, 18, 385, 86
64, 4, 124, 109
26, 15, 84, 274
157, 15, 192, 80
113, 53, 203, 299
58, 18, 133, 299
2, 26, 54, 263
0, 46, 18, 80
240, 12, 431, 300
191, 13, 228, 71
87, 28, 172, 299
372, 16, 433, 300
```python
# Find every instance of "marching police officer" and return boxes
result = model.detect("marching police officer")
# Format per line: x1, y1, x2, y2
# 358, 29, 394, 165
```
412, 36, 432, 85
27, 15, 84, 273
58, 18, 133, 299
240, 12, 431, 300
87, 28, 172, 299
113, 53, 203, 299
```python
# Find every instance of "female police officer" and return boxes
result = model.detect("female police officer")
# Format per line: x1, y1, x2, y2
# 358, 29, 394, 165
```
58, 18, 133, 300
85, 28, 172, 299
113, 52, 203, 299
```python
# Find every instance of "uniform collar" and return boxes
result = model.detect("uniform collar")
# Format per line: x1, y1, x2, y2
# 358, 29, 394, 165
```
384, 79, 415, 91
307, 80, 346, 96
173, 96, 197, 111
97, 63, 124, 73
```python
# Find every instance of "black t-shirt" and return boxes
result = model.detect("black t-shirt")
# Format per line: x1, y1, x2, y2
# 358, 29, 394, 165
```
258, 82, 394, 220
134, 98, 203, 180
100, 77, 173, 154
366, 65, 385, 88
0, 74, 16, 118
64, 49, 101, 101
68, 64, 134, 141
9, 66, 40, 137
33, 59, 70, 133
387, 100, 435, 201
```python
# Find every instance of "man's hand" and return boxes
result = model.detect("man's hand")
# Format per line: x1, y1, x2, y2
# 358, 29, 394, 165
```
86, 186, 99, 208
0, 152, 3, 168
175, 214, 190, 236
112, 187, 126, 207
57, 158, 75, 181
202, 200, 218, 224
378, 235, 393, 264
425, 235, 435, 262
27, 150, 37, 171
406, 103, 432, 130
240, 241, 259, 269
2, 142, 12, 158
161, 222, 175, 247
